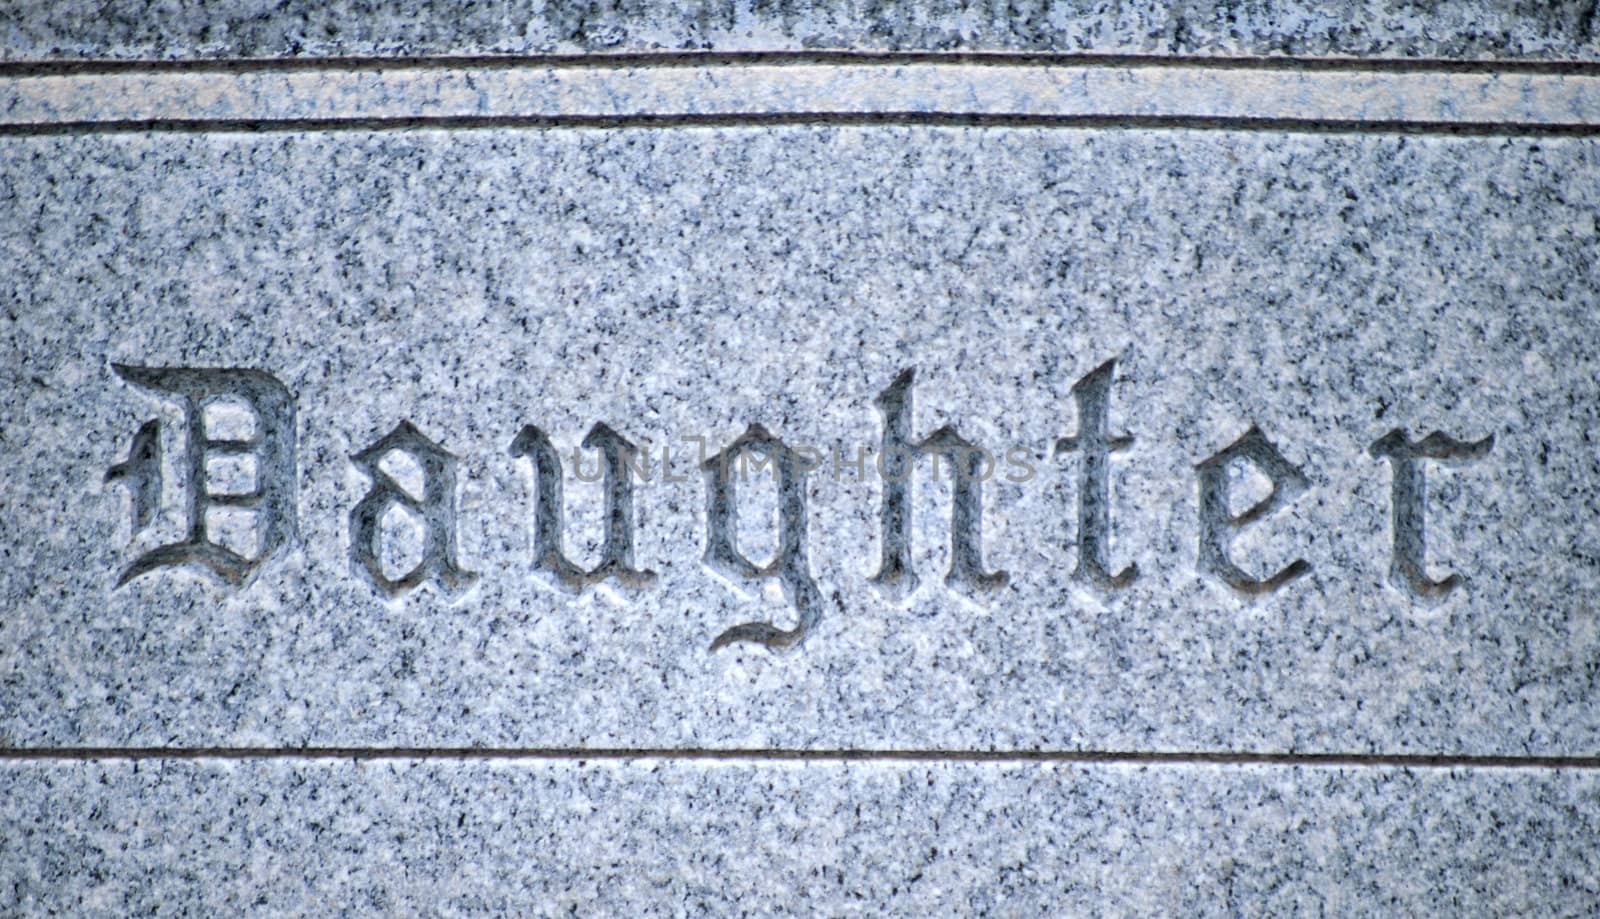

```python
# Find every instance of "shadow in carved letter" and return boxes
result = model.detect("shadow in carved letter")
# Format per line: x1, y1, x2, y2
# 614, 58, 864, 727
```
1196, 425, 1312, 593
703, 424, 821, 651
106, 418, 161, 533
509, 422, 657, 593
1055, 358, 1138, 588
109, 365, 296, 587
1369, 428, 1494, 599
871, 369, 1008, 600
350, 421, 477, 597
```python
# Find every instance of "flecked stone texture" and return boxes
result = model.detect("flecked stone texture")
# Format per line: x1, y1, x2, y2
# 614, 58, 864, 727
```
5, 758, 1600, 914
0, 1, 1597, 62
2, 126, 1597, 755
4, 13, 1600, 904
7, 62, 1599, 129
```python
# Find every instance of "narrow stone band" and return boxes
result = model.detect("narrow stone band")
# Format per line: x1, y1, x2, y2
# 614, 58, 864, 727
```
3, 57, 1598, 129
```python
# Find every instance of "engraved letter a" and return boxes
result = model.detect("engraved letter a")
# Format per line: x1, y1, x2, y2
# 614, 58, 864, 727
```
349, 421, 477, 598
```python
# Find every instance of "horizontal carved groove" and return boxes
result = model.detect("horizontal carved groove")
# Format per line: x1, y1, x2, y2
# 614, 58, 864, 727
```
3, 52, 1600, 78
3, 747, 1599, 770
3, 114, 1598, 138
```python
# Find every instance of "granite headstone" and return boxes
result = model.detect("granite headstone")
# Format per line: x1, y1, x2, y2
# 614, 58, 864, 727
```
3, 2, 1599, 914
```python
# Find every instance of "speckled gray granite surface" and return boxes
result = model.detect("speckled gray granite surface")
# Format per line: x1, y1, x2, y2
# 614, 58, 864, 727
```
5, 759, 1599, 914
1, 0, 1598, 61
4, 51, 1600, 917
5, 127, 1598, 754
